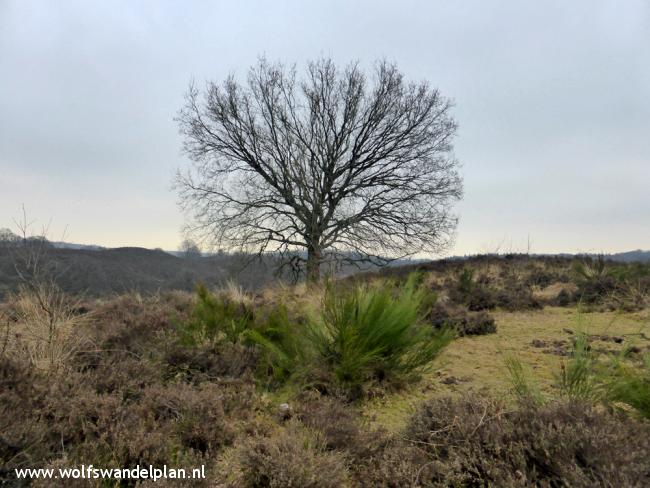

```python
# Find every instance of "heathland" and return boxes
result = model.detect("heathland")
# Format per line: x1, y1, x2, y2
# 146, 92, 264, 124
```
2, 253, 650, 486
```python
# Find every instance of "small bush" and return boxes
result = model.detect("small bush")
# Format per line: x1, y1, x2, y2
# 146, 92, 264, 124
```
575, 276, 618, 305
449, 268, 498, 310
294, 392, 361, 451
572, 256, 619, 305
494, 280, 541, 311
400, 395, 650, 487
246, 304, 315, 386
525, 267, 555, 288
429, 303, 496, 336
310, 274, 453, 392
504, 354, 544, 405
178, 283, 253, 346
162, 341, 258, 383
557, 333, 602, 401
3, 284, 88, 373
457, 267, 475, 296
465, 285, 497, 311
0, 361, 248, 481
250, 274, 453, 396
90, 292, 189, 354
603, 354, 650, 420
556, 288, 572, 306
232, 424, 349, 488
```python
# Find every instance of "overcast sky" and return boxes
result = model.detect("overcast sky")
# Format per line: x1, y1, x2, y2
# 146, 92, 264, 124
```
1, 0, 648, 256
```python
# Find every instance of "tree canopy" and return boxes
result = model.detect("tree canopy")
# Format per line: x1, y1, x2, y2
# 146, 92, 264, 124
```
176, 57, 462, 281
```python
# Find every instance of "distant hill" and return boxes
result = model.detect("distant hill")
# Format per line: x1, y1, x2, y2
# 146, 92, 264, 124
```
1, 234, 648, 299
0, 246, 289, 298
447, 251, 650, 263
608, 250, 650, 263
50, 241, 106, 251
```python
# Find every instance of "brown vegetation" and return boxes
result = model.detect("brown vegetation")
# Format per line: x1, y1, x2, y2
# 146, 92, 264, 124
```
1, 256, 648, 486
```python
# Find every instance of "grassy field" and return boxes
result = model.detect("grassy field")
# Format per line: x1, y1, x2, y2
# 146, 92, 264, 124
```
363, 306, 650, 431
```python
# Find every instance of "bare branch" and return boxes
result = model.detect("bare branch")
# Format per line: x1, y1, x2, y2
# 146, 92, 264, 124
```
175, 57, 463, 281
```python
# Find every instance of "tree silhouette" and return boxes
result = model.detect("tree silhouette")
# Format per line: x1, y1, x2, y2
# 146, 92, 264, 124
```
176, 58, 462, 282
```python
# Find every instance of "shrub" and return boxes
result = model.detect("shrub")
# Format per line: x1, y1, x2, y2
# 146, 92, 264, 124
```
0, 357, 48, 478
504, 354, 544, 405
178, 283, 253, 346
603, 354, 650, 420
399, 395, 650, 487
572, 256, 618, 304
310, 274, 453, 392
494, 280, 541, 311
449, 264, 545, 311
232, 424, 349, 488
575, 276, 618, 305
89, 292, 189, 354
246, 304, 315, 386
465, 285, 497, 311
161, 341, 258, 383
449, 267, 498, 311
429, 303, 496, 336
556, 333, 602, 401
556, 288, 572, 306
294, 392, 361, 451
3, 284, 88, 373
0, 361, 248, 482
457, 267, 475, 296
525, 267, 555, 288
1, 291, 261, 486
249, 275, 452, 396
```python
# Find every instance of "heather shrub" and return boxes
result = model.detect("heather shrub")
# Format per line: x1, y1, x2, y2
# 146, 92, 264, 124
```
234, 425, 350, 488
525, 266, 555, 288
1, 291, 251, 486
457, 267, 475, 297
90, 292, 190, 354
429, 303, 496, 336
0, 357, 48, 478
0, 363, 247, 483
400, 395, 650, 487
494, 279, 541, 311
83, 353, 161, 395
572, 256, 618, 305
450, 267, 498, 311
465, 286, 497, 310
161, 340, 258, 383
449, 265, 543, 311
294, 392, 361, 451
569, 258, 650, 310
351, 441, 430, 487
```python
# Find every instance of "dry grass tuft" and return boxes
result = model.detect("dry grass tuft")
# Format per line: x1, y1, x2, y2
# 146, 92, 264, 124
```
3, 284, 89, 373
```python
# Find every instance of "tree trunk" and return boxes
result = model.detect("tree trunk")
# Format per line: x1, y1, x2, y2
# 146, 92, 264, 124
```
306, 244, 322, 284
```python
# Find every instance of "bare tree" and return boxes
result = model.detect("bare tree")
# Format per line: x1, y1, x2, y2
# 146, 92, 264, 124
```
3, 209, 86, 373
175, 57, 463, 282
179, 238, 202, 258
